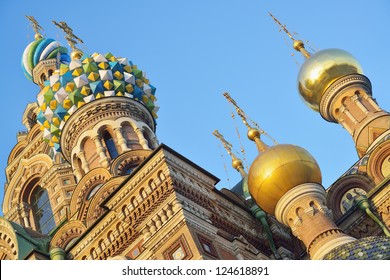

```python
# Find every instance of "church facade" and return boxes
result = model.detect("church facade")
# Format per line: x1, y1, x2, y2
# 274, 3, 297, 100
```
0, 16, 389, 260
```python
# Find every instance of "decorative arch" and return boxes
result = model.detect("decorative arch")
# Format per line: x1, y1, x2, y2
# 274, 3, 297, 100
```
3, 154, 53, 214
50, 220, 87, 250
7, 140, 27, 165
69, 167, 112, 216
140, 125, 156, 149
367, 139, 390, 184
85, 177, 125, 227
326, 174, 375, 220
21, 102, 39, 131
0, 217, 18, 260
26, 124, 42, 143
110, 150, 152, 176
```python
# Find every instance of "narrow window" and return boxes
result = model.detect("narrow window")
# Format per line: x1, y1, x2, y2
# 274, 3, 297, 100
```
31, 186, 56, 234
102, 131, 118, 159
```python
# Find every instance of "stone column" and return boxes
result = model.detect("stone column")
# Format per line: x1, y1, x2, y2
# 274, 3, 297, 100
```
114, 127, 129, 152
351, 95, 369, 114
93, 135, 110, 168
151, 135, 159, 149
50, 247, 66, 260
20, 204, 31, 228
135, 128, 150, 150
73, 168, 83, 181
363, 94, 381, 111
78, 151, 90, 173
340, 105, 358, 124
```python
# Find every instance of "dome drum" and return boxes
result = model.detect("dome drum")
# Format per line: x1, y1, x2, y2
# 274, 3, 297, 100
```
32, 58, 58, 86
319, 74, 372, 122
60, 97, 156, 163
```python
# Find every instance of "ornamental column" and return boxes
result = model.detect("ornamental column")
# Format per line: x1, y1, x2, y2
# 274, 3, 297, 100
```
135, 128, 150, 150
113, 127, 129, 152
93, 135, 110, 168
78, 151, 90, 173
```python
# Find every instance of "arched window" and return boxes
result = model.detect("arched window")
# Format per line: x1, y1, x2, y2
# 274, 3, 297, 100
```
87, 183, 103, 200
31, 186, 56, 234
122, 123, 142, 150
102, 131, 118, 159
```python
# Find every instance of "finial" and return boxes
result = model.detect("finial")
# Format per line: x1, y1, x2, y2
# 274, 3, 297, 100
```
223, 92, 268, 152
25, 15, 44, 40
52, 20, 84, 60
212, 130, 247, 178
269, 12, 311, 59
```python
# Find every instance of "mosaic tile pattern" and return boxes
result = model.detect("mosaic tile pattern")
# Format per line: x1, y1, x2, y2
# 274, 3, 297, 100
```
323, 236, 390, 260
22, 38, 70, 81
35, 52, 158, 151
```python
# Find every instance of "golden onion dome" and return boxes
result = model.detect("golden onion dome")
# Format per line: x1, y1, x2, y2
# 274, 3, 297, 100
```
248, 144, 322, 215
298, 48, 363, 111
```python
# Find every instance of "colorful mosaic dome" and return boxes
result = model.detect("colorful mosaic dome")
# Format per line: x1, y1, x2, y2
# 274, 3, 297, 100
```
22, 38, 70, 81
36, 52, 158, 151
323, 236, 390, 260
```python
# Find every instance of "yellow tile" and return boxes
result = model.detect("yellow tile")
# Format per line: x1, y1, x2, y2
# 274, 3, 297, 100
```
88, 72, 100, 81
104, 80, 113, 90
125, 84, 134, 93
80, 86, 91, 96
123, 65, 132, 73
63, 99, 72, 109
40, 103, 47, 111
136, 79, 143, 87
65, 82, 75, 92
113, 71, 123, 80
95, 93, 104, 99
98, 62, 108, 69
52, 82, 61, 92
49, 100, 57, 110
72, 68, 83, 77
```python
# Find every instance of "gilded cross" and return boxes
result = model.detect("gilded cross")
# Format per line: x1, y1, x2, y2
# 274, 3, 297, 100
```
52, 21, 83, 50
25, 15, 44, 39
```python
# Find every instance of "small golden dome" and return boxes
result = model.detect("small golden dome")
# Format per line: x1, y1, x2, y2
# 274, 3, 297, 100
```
232, 158, 243, 170
248, 144, 322, 215
34, 33, 43, 41
298, 49, 363, 111
71, 49, 83, 60
247, 128, 260, 141
293, 40, 305, 52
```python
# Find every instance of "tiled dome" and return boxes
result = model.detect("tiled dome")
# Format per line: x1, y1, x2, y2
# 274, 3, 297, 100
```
35, 52, 158, 151
21, 38, 70, 81
323, 236, 390, 260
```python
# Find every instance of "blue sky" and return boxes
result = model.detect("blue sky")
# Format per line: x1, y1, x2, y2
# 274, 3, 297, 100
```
1, 0, 390, 214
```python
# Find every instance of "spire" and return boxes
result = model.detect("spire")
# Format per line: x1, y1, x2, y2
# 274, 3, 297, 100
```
212, 129, 281, 260
269, 12, 311, 59
223, 92, 268, 153
25, 15, 44, 40
52, 21, 84, 60
212, 130, 247, 178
